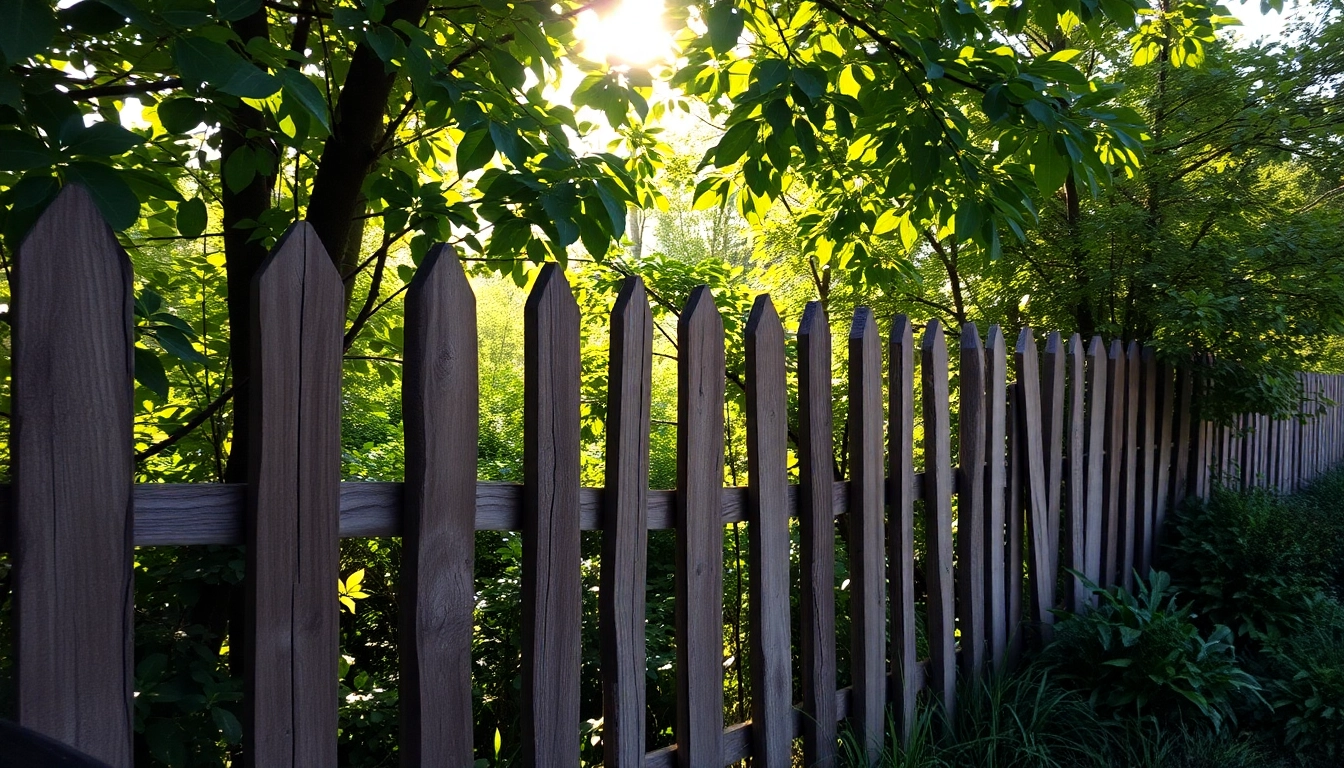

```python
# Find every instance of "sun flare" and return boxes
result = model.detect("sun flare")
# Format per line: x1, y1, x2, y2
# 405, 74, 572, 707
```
573, 0, 674, 66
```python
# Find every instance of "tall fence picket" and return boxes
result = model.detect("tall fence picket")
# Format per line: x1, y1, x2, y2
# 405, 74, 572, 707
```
1103, 340, 1126, 588
1083, 337, 1106, 605
922, 320, 957, 715
1066, 334, 1086, 613
983, 325, 1009, 669
957, 323, 987, 676
1016, 328, 1054, 645
890, 315, 920, 740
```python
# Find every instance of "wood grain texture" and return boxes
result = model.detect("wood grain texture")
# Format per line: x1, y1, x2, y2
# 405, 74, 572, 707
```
11, 185, 135, 765
1137, 347, 1158, 575
522, 264, 582, 767
798, 302, 837, 766
399, 244, 478, 766
848, 307, 887, 760
922, 320, 957, 716
1120, 342, 1141, 590
600, 277, 653, 768
744, 296, 792, 768
1102, 340, 1126, 588
1015, 329, 1054, 645
1041, 331, 1066, 585
1083, 338, 1107, 605
1153, 362, 1175, 554
1172, 370, 1194, 503
675, 286, 725, 767
983, 326, 1009, 671
1067, 334, 1087, 613
890, 315, 919, 740
244, 222, 343, 766
957, 323, 987, 677
1006, 382, 1025, 668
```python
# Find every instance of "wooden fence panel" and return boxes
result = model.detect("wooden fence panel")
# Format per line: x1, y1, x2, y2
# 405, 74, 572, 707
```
983, 326, 1009, 669
244, 222, 343, 766
849, 308, 887, 758
1173, 370, 1193, 503
1042, 332, 1066, 584
400, 244, 478, 766
12, 185, 135, 765
957, 323, 987, 677
1102, 340, 1126, 588
675, 286, 726, 767
1137, 347, 1157, 575
1083, 337, 1107, 606
889, 316, 919, 741
1006, 382, 1025, 667
923, 320, 957, 714
1153, 362, 1176, 557
745, 296, 793, 767
1067, 334, 1086, 612
1016, 329, 1053, 645
798, 304, 837, 765
522, 265, 583, 767
1120, 342, 1141, 591
600, 277, 653, 767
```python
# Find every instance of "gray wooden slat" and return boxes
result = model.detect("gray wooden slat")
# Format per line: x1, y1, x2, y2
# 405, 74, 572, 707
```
1153, 362, 1176, 562
1172, 369, 1194, 502
1119, 342, 1141, 591
11, 185, 135, 765
1083, 338, 1106, 605
1102, 340, 1126, 588
1041, 331, 1066, 589
1067, 334, 1087, 613
848, 307, 887, 759
1015, 328, 1053, 645
744, 296, 792, 767
957, 323, 987, 677
675, 286, 725, 767
922, 320, 956, 716
1137, 347, 1158, 576
600, 277, 653, 767
983, 326, 1009, 670
797, 303, 837, 766
244, 222, 343, 766
399, 244, 477, 766
890, 315, 919, 740
521, 264, 582, 767
1006, 382, 1024, 668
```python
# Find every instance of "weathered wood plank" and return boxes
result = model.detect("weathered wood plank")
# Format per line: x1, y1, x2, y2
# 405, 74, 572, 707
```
1083, 338, 1107, 605
983, 326, 1009, 670
1102, 340, 1126, 588
1120, 342, 1141, 591
11, 185, 135, 765
521, 264, 582, 767
244, 222, 343, 766
1137, 347, 1158, 576
600, 277, 653, 767
1067, 334, 1087, 613
957, 323, 987, 677
1172, 369, 1194, 503
848, 307, 887, 759
1016, 328, 1053, 645
890, 315, 919, 741
923, 320, 957, 715
744, 296, 792, 768
1006, 382, 1025, 668
675, 286, 725, 767
1153, 361, 1176, 561
797, 303, 837, 765
400, 244, 478, 766
1041, 331, 1066, 587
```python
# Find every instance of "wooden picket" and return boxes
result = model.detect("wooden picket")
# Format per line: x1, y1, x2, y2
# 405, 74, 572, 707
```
6, 192, 1344, 766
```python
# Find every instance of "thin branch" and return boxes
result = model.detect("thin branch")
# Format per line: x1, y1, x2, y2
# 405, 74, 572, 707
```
67, 77, 183, 101
135, 385, 237, 462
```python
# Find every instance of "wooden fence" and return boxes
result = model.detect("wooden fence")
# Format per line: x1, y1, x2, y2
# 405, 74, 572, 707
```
4, 185, 1343, 767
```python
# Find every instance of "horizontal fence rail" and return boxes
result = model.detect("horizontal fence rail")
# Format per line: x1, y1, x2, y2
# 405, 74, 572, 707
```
7, 187, 1344, 766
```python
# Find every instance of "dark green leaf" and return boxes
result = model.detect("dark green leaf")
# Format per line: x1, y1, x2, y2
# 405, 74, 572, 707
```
0, 0, 57, 63
0, 130, 51, 170
715, 119, 757, 167
134, 346, 169, 398
157, 98, 208, 134
177, 197, 207, 238
223, 145, 255, 193
63, 162, 139, 229
456, 127, 495, 175
155, 325, 206, 364
62, 121, 143, 156
58, 1, 127, 34
216, 0, 261, 22
277, 68, 330, 132
755, 59, 790, 91
212, 707, 242, 745
705, 2, 744, 54
174, 36, 280, 99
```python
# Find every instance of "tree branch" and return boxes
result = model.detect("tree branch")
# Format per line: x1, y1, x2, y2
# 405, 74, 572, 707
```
67, 77, 183, 101
136, 385, 237, 462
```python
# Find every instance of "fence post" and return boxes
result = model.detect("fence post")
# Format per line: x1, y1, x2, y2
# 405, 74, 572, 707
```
601, 277, 653, 768
922, 320, 956, 714
244, 222, 343, 766
744, 296, 792, 767
983, 326, 1009, 668
798, 304, 837, 765
12, 185, 134, 765
1137, 347, 1158, 575
889, 315, 919, 739
1041, 332, 1066, 588
1066, 334, 1087, 613
675, 286, 725, 767
400, 244, 478, 765
1120, 342, 1141, 591
957, 323, 987, 677
1015, 328, 1053, 645
1102, 340, 1126, 587
1083, 337, 1107, 606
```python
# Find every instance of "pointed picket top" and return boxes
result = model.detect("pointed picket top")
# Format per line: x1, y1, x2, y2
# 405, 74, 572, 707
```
957, 321, 987, 678
611, 274, 651, 334
922, 316, 946, 358
1015, 326, 1038, 368
745, 293, 784, 348
681, 283, 724, 337
526, 261, 578, 318
961, 321, 984, 354
256, 220, 339, 287
850, 303, 879, 341
1087, 335, 1104, 360
408, 242, 473, 305
1109, 338, 1124, 363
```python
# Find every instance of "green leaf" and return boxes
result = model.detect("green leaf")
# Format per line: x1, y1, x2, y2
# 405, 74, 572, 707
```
157, 98, 209, 134
1029, 134, 1068, 196
173, 36, 280, 99
277, 68, 330, 132
212, 707, 242, 745
0, 0, 57, 63
216, 0, 261, 22
155, 325, 205, 364
63, 162, 139, 230
177, 197, 207, 238
755, 59, 790, 91
224, 145, 256, 193
134, 346, 169, 398
58, 1, 127, 34
705, 1, 744, 54
715, 120, 758, 167
62, 121, 143, 156
489, 122, 528, 167
456, 127, 495, 176
0, 130, 51, 170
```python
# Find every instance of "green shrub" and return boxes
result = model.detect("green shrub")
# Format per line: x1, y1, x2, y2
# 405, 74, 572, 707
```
1043, 570, 1262, 731
1161, 487, 1329, 642
1263, 596, 1344, 760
